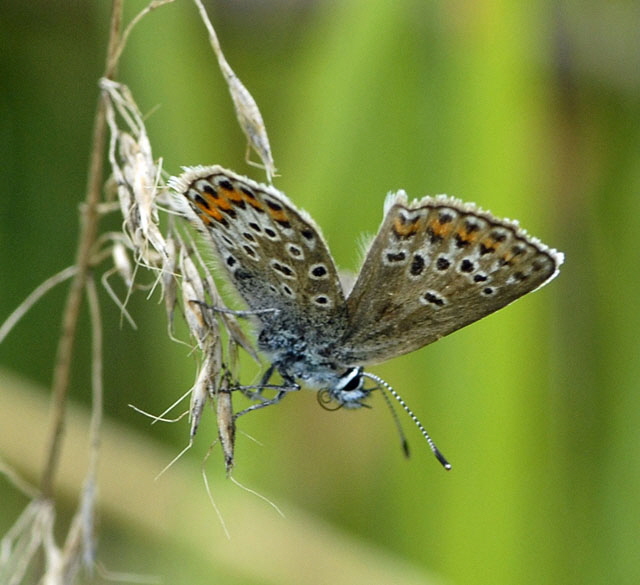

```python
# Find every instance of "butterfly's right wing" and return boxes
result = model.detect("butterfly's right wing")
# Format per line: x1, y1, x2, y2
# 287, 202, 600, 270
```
337, 192, 563, 365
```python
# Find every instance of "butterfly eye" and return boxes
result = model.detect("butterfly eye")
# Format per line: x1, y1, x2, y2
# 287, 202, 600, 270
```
336, 367, 363, 392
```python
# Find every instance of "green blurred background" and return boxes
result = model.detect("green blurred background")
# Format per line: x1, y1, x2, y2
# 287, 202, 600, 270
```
1, 1, 639, 584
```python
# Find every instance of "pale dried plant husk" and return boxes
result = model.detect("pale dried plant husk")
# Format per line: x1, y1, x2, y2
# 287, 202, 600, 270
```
1, 1, 275, 581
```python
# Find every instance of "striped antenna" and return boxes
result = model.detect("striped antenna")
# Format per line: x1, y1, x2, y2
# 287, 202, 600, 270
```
377, 387, 410, 458
362, 372, 451, 470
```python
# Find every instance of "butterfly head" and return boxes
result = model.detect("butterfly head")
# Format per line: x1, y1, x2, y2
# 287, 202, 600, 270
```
320, 366, 371, 409
280, 359, 370, 409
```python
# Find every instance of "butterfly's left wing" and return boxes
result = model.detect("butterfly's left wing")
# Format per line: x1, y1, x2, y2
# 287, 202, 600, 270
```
170, 166, 349, 347
337, 192, 563, 365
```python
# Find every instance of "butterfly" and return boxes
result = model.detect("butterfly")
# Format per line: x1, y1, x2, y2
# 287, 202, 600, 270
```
170, 166, 563, 467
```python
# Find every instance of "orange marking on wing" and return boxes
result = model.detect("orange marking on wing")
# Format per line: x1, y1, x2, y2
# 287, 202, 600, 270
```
456, 229, 478, 245
225, 187, 244, 204
267, 207, 289, 223
427, 218, 451, 238
480, 240, 497, 253
194, 195, 224, 221
213, 196, 233, 211
393, 216, 420, 237
244, 195, 264, 211
193, 196, 209, 212
200, 205, 224, 223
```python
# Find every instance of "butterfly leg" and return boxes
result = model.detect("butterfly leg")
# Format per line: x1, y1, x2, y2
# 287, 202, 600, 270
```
235, 363, 276, 402
191, 299, 279, 319
233, 365, 300, 420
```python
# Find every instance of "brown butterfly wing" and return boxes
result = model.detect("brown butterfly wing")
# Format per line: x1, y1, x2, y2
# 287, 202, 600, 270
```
337, 192, 563, 366
171, 166, 349, 344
